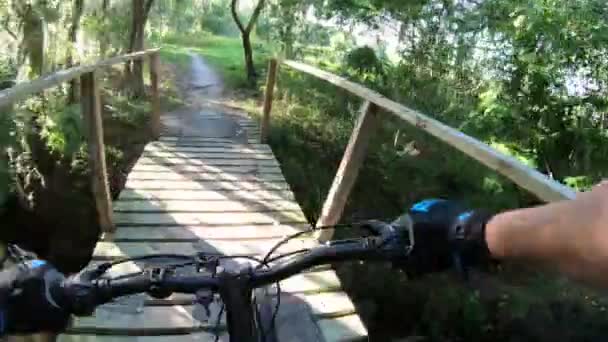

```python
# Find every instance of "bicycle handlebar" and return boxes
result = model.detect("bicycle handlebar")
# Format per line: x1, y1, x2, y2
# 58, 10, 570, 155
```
92, 272, 221, 299
59, 219, 413, 316
251, 238, 392, 287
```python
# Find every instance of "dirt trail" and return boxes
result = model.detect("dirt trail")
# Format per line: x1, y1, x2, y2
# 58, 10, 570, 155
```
161, 54, 248, 142
187, 52, 224, 98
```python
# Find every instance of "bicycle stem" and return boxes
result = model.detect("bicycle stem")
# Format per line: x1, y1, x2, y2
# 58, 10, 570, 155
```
217, 272, 259, 342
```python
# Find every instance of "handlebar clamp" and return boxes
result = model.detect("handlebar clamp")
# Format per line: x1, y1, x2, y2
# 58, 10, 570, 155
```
148, 268, 173, 299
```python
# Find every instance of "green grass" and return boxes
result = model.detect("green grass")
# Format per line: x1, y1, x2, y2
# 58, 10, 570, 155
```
153, 32, 273, 88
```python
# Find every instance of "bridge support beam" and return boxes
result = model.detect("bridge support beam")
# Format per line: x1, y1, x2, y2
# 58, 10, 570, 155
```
81, 71, 115, 234
315, 101, 379, 242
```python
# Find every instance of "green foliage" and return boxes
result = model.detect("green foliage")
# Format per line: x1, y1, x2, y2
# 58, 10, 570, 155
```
564, 176, 594, 191
307, 0, 608, 186
104, 146, 124, 170
0, 163, 8, 207
0, 55, 16, 89
38, 104, 83, 156
252, 65, 526, 227
461, 292, 488, 338
107, 92, 151, 128
200, 2, 239, 36
471, 0, 608, 181
261, 0, 343, 59
81, 3, 131, 56
0, 108, 15, 207
418, 285, 489, 340
344, 46, 383, 75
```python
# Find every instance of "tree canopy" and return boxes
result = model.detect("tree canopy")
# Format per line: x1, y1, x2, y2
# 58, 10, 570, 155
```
276, 0, 608, 182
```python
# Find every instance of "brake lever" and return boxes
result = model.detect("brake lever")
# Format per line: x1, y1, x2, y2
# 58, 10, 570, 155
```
390, 214, 415, 256
355, 220, 394, 238
7, 244, 37, 264
355, 216, 415, 255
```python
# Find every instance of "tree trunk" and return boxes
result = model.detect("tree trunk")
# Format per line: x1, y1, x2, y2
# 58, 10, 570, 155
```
124, 0, 140, 85
21, 6, 45, 79
126, 0, 143, 96
67, 0, 84, 104
284, 37, 294, 59
132, 19, 145, 97
230, 0, 266, 85
241, 33, 256, 83
280, 24, 295, 58
99, 0, 110, 56
127, 0, 154, 98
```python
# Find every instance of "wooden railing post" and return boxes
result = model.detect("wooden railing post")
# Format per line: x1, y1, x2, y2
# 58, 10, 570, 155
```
315, 101, 379, 242
260, 58, 278, 143
149, 52, 161, 139
81, 71, 115, 234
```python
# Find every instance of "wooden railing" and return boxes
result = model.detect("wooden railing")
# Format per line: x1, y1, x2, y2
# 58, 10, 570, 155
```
260, 58, 577, 241
0, 48, 162, 234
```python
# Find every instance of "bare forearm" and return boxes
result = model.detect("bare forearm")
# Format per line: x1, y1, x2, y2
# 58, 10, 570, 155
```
485, 185, 608, 285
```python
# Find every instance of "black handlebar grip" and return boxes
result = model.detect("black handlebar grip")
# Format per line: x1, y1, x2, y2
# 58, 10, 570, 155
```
60, 280, 98, 316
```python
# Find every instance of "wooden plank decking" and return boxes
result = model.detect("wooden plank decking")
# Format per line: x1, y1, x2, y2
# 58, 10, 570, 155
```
60, 118, 367, 342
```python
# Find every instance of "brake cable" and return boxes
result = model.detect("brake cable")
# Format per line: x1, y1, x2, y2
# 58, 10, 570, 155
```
260, 223, 355, 265
256, 222, 376, 339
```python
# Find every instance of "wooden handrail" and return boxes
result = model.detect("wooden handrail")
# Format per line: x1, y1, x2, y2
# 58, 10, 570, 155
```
1, 48, 162, 234
0, 48, 160, 108
280, 60, 576, 202
260, 59, 578, 241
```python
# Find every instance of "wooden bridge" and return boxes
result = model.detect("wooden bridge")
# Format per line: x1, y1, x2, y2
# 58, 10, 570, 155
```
0, 48, 577, 342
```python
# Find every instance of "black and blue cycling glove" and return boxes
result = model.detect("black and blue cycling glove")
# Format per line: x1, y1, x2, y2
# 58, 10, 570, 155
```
0, 259, 70, 335
403, 199, 494, 277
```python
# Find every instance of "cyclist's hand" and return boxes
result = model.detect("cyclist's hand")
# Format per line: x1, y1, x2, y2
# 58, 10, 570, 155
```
403, 199, 493, 277
0, 260, 70, 335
